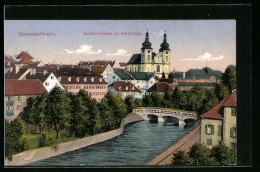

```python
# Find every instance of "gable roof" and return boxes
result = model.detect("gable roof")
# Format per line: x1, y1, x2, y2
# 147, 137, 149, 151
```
5, 80, 47, 96
26, 72, 52, 83
91, 65, 107, 74
16, 51, 34, 59
119, 62, 127, 67
127, 54, 141, 64
113, 68, 124, 72
15, 58, 35, 65
114, 72, 134, 80
109, 81, 142, 93
200, 90, 236, 119
147, 82, 174, 93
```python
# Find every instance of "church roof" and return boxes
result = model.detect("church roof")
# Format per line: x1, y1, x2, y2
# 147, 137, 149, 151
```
114, 72, 134, 80
128, 72, 159, 80
159, 32, 170, 52
141, 31, 152, 50
127, 54, 141, 64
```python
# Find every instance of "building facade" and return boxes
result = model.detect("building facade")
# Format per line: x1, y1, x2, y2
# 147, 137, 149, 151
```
126, 30, 171, 78
200, 90, 236, 151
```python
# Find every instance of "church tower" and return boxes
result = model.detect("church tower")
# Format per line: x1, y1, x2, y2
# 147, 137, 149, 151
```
141, 30, 153, 72
159, 31, 171, 78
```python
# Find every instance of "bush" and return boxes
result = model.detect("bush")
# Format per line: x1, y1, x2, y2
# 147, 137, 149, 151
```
171, 150, 193, 165
38, 132, 57, 148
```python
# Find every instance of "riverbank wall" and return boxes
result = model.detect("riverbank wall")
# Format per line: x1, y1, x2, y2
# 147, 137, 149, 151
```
5, 112, 144, 166
146, 123, 201, 165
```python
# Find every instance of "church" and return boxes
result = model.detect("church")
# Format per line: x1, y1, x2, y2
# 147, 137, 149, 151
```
126, 30, 171, 78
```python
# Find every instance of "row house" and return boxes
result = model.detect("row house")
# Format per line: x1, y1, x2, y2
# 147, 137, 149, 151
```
59, 75, 108, 102
200, 90, 237, 151
146, 82, 174, 96
108, 81, 143, 99
5, 80, 47, 121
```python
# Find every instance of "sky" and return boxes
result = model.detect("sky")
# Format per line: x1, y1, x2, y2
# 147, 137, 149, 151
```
4, 20, 236, 72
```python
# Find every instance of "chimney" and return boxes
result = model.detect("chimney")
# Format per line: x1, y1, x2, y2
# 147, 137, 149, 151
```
15, 65, 20, 74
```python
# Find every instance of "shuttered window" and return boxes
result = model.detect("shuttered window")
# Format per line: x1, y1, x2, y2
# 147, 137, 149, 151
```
205, 124, 214, 135
231, 108, 236, 116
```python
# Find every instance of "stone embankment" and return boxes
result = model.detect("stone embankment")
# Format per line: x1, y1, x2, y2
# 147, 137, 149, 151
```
146, 124, 201, 165
5, 112, 144, 166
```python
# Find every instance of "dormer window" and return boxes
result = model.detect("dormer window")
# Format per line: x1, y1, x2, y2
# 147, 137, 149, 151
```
58, 77, 61, 82
119, 86, 121, 90
91, 77, 94, 82
132, 86, 135, 90
68, 77, 71, 82
99, 78, 102, 82
83, 77, 87, 82
126, 86, 128, 90
76, 77, 79, 82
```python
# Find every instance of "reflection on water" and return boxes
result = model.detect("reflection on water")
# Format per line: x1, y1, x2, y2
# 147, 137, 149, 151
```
29, 120, 196, 166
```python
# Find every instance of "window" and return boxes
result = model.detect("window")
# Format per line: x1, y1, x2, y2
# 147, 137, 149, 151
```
231, 108, 236, 116
231, 142, 236, 151
157, 65, 160, 72
17, 96, 21, 101
205, 125, 214, 135
45, 82, 49, 86
113, 76, 115, 79
166, 51, 168, 54
207, 139, 212, 146
91, 77, 94, 82
166, 56, 168, 61
148, 55, 150, 60
119, 86, 121, 90
218, 125, 222, 136
51, 76, 54, 79
76, 77, 79, 82
99, 78, 102, 82
230, 127, 236, 138
148, 50, 150, 53
126, 86, 128, 90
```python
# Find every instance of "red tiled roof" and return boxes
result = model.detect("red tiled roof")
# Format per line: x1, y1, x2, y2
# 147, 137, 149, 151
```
91, 65, 106, 74
5, 55, 13, 62
147, 82, 174, 93
5, 68, 30, 80
16, 58, 35, 65
26, 72, 52, 83
16, 51, 34, 59
60, 75, 107, 84
110, 81, 142, 93
119, 62, 127, 67
80, 60, 116, 67
5, 80, 47, 96
113, 68, 124, 72
200, 90, 237, 119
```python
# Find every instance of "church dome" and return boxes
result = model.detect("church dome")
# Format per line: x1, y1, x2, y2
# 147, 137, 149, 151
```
141, 30, 152, 50
159, 31, 170, 52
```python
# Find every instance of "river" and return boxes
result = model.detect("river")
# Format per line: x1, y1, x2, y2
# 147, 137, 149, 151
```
29, 120, 197, 166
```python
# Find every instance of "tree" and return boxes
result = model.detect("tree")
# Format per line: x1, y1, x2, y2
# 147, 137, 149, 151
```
142, 95, 154, 107
32, 93, 48, 133
150, 92, 163, 107
221, 65, 236, 93
5, 117, 29, 160
188, 143, 211, 165
45, 88, 72, 138
215, 83, 229, 101
69, 96, 89, 137
21, 97, 36, 132
87, 99, 101, 135
163, 89, 173, 108
201, 89, 219, 114
168, 72, 174, 79
161, 71, 166, 79
134, 98, 143, 107
171, 150, 193, 165
172, 87, 188, 110
98, 98, 114, 131
125, 95, 136, 114
211, 142, 236, 165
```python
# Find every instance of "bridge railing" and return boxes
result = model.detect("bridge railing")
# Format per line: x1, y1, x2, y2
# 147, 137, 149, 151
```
142, 120, 201, 165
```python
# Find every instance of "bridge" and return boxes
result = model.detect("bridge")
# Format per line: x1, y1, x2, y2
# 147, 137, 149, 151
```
133, 108, 198, 125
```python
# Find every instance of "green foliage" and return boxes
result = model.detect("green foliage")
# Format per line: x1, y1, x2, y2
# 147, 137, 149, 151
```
125, 95, 136, 114
188, 143, 211, 165
215, 83, 229, 101
38, 132, 57, 148
45, 87, 72, 138
134, 98, 143, 107
162, 90, 173, 108
201, 89, 219, 114
150, 92, 163, 107
211, 142, 236, 165
221, 65, 236, 93
171, 150, 193, 165
171, 142, 236, 166
5, 117, 29, 161
142, 95, 154, 107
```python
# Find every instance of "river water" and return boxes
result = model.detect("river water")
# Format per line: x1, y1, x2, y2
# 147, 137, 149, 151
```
29, 120, 197, 166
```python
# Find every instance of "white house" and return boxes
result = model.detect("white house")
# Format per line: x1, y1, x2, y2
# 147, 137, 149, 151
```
90, 64, 114, 82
